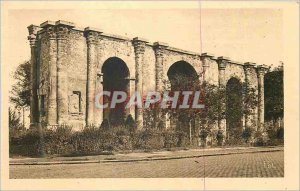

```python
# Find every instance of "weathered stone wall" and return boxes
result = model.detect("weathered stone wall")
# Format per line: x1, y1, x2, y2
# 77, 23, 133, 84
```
64, 29, 87, 130
38, 27, 88, 130
163, 49, 202, 79
225, 63, 246, 84
97, 36, 135, 79
204, 59, 219, 86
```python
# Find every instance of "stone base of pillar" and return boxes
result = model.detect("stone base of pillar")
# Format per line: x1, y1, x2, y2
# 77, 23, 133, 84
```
136, 108, 143, 130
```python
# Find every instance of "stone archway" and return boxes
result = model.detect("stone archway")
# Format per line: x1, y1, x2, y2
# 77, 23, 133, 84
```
226, 77, 243, 143
28, 20, 267, 138
167, 61, 200, 140
101, 57, 130, 126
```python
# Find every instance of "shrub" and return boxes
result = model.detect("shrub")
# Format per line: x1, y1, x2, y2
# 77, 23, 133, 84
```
157, 120, 165, 130
199, 129, 209, 140
10, 124, 213, 157
277, 127, 284, 140
199, 128, 210, 146
9, 129, 41, 157
43, 125, 73, 155
176, 130, 189, 147
242, 127, 254, 144
112, 126, 132, 150
125, 114, 136, 132
216, 130, 224, 146
98, 130, 118, 151
9, 108, 26, 141
253, 131, 268, 147
132, 128, 164, 151
266, 127, 277, 140
254, 136, 264, 146
100, 119, 110, 130
266, 126, 284, 146
162, 130, 178, 148
71, 126, 109, 153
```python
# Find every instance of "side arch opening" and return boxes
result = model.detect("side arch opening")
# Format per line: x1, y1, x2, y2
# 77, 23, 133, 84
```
167, 61, 200, 141
226, 77, 243, 143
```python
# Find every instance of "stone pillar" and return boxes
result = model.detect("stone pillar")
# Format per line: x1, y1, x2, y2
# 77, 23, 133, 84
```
85, 27, 101, 126
217, 57, 229, 135
200, 53, 214, 141
200, 53, 214, 95
41, 21, 58, 126
56, 21, 74, 125
27, 25, 40, 126
201, 53, 214, 81
153, 42, 169, 129
129, 78, 136, 119
257, 65, 268, 131
153, 42, 168, 92
244, 62, 257, 130
95, 73, 104, 126
133, 37, 148, 130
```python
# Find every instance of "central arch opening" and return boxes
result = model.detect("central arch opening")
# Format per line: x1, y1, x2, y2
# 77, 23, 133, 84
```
167, 61, 200, 137
101, 57, 130, 126
167, 61, 199, 91
226, 77, 243, 143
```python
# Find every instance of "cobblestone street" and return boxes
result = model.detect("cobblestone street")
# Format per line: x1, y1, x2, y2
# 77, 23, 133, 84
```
10, 151, 283, 178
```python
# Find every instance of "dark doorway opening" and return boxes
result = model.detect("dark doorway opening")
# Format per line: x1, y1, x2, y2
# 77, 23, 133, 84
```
101, 57, 130, 126
226, 77, 243, 143
167, 61, 200, 139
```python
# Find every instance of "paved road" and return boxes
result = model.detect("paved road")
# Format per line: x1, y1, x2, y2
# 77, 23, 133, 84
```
10, 151, 283, 178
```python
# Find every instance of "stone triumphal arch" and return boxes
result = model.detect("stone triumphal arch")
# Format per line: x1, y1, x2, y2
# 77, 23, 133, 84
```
27, 20, 268, 142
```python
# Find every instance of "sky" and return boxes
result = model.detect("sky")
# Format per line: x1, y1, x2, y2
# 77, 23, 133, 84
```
6, 7, 283, 87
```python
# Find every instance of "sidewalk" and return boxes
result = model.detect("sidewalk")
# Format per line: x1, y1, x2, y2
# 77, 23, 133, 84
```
10, 146, 283, 165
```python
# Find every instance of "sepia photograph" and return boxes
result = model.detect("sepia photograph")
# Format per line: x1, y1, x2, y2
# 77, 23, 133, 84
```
1, 1, 299, 190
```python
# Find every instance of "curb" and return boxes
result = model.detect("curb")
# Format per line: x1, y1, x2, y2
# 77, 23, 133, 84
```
10, 148, 283, 166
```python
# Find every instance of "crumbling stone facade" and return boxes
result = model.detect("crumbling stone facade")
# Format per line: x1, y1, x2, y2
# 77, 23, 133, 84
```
27, 20, 268, 140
